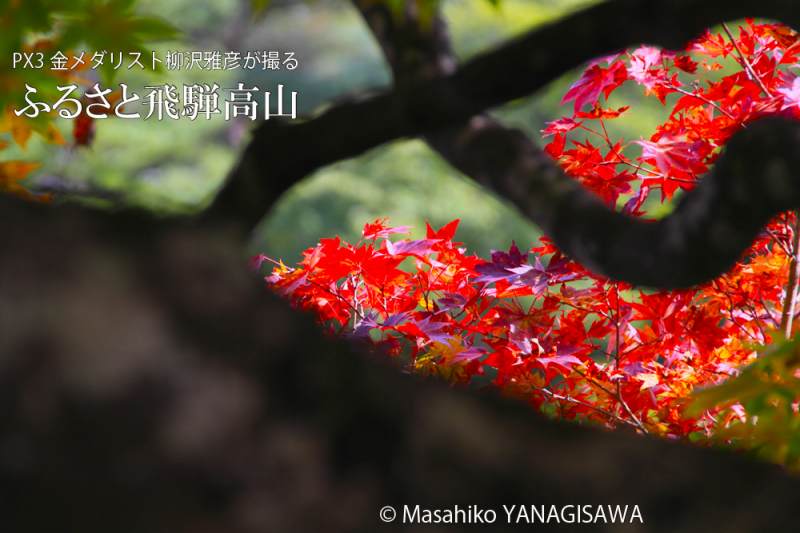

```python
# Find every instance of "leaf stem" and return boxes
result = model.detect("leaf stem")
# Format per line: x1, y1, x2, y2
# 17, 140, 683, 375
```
667, 84, 736, 120
721, 22, 773, 97
780, 212, 800, 338
538, 387, 639, 429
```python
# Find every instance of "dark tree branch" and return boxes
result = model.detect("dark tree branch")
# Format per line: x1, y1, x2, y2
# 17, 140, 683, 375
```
354, 0, 800, 289
209, 92, 409, 227
211, 0, 800, 224
7, 5, 800, 528
210, 0, 800, 288
3, 195, 800, 532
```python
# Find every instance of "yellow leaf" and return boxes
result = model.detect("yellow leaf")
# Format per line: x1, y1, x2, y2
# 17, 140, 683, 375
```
418, 295, 435, 311
638, 372, 660, 390
0, 109, 33, 150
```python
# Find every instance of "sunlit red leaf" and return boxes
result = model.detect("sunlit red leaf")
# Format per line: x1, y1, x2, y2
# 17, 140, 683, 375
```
561, 60, 628, 113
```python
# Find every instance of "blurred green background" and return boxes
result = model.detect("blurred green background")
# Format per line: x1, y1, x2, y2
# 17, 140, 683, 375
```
17, 0, 684, 261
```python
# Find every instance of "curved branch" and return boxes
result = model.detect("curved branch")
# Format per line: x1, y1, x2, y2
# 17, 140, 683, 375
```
213, 0, 800, 288
211, 0, 800, 226
5, 195, 800, 532
439, 116, 800, 288
354, 0, 800, 289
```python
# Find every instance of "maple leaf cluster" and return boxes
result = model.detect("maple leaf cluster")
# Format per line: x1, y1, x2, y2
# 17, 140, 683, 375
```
262, 21, 800, 440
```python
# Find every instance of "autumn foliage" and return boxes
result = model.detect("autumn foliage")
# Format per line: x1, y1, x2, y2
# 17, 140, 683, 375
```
262, 21, 800, 443
0, 0, 176, 199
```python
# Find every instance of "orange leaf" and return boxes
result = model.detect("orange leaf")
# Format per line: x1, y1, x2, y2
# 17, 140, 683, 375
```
0, 161, 40, 186
45, 123, 66, 146
0, 109, 33, 149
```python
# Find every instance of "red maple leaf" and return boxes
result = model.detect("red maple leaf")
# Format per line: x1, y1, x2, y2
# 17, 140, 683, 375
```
561, 60, 628, 112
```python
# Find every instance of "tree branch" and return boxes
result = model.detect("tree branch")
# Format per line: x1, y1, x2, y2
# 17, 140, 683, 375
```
210, 0, 800, 289
4, 194, 800, 532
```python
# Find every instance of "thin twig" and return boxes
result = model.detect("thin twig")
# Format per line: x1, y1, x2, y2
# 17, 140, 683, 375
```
539, 387, 639, 429
765, 227, 793, 257
572, 367, 649, 434
616, 384, 649, 434
667, 84, 737, 120
721, 22, 773, 97
780, 213, 800, 338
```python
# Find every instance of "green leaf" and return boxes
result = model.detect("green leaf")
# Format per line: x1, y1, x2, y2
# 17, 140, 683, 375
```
57, 1, 180, 51
688, 333, 800, 417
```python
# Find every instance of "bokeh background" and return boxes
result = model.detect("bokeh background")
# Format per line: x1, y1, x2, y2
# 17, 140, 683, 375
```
12, 0, 693, 261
